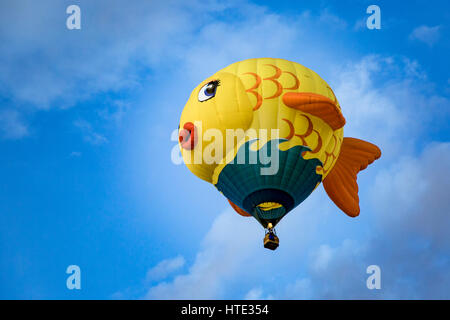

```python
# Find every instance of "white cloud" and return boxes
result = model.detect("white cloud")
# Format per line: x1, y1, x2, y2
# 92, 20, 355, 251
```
69, 151, 82, 157
318, 8, 348, 29
284, 278, 314, 299
0, 109, 28, 139
310, 244, 334, 272
283, 239, 371, 299
332, 55, 449, 160
371, 142, 450, 246
244, 287, 274, 300
353, 18, 367, 31
271, 143, 450, 299
144, 209, 260, 299
0, 1, 192, 109
145, 255, 185, 282
0, 0, 236, 141
244, 287, 263, 300
74, 119, 108, 145
409, 25, 441, 46
97, 100, 130, 126
0, 0, 356, 142
0, 0, 252, 111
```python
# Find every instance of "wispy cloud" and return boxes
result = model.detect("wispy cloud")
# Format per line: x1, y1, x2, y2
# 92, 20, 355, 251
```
332, 55, 449, 159
279, 142, 450, 299
409, 25, 441, 46
74, 119, 108, 145
144, 210, 260, 299
244, 287, 273, 300
97, 100, 130, 126
0, 0, 353, 141
318, 8, 348, 29
0, 0, 231, 139
69, 151, 82, 157
372, 142, 450, 247
145, 255, 185, 282
0, 109, 28, 139
171, 140, 450, 299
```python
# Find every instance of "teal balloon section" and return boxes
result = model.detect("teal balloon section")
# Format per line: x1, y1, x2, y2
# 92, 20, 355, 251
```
215, 139, 323, 228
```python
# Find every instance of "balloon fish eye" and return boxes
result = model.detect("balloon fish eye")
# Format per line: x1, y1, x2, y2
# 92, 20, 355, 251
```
198, 80, 220, 102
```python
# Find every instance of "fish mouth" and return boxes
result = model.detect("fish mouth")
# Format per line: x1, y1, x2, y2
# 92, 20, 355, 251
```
179, 122, 198, 150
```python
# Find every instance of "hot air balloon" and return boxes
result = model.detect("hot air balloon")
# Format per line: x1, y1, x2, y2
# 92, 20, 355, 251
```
178, 58, 381, 250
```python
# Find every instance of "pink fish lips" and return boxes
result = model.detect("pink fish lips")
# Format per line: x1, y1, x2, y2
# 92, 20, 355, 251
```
179, 122, 198, 150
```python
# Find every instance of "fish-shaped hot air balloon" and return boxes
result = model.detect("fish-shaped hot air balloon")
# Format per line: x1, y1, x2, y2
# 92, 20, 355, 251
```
178, 58, 381, 250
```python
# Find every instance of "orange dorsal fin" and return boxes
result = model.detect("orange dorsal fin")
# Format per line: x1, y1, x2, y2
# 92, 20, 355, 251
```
323, 137, 381, 217
282, 92, 346, 130
228, 199, 252, 217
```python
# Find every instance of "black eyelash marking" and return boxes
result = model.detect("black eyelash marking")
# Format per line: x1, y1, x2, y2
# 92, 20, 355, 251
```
210, 79, 220, 87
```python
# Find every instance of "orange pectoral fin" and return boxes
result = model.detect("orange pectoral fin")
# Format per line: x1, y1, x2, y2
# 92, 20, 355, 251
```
323, 137, 381, 217
228, 199, 252, 217
282, 92, 346, 130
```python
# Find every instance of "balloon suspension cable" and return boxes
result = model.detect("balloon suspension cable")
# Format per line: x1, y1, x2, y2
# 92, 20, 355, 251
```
266, 222, 276, 234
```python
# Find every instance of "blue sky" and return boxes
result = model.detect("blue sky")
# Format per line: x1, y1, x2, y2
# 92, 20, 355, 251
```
0, 0, 449, 299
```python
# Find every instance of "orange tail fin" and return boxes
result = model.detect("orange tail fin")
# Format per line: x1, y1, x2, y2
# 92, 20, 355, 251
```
323, 137, 381, 217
